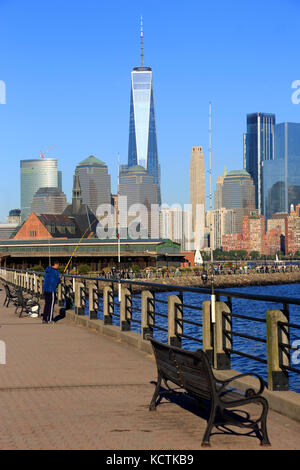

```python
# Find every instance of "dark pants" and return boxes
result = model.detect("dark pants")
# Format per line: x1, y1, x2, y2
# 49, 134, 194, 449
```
43, 292, 56, 322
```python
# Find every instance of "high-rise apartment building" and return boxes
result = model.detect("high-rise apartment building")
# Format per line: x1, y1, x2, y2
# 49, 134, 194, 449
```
190, 146, 205, 247
20, 158, 60, 221
76, 156, 111, 215
214, 169, 255, 233
206, 208, 236, 250
263, 122, 300, 220
245, 112, 275, 213
127, 18, 161, 204
159, 206, 195, 251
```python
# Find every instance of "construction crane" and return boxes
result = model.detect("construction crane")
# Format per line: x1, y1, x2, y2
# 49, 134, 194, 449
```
40, 144, 56, 159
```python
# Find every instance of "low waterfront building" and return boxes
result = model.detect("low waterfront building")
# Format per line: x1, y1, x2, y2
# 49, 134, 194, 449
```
0, 238, 183, 271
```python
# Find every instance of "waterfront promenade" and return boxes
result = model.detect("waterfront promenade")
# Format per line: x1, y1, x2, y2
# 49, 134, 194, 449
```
1, 290, 300, 450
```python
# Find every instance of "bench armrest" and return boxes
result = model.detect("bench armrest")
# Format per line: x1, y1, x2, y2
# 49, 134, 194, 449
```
216, 373, 265, 397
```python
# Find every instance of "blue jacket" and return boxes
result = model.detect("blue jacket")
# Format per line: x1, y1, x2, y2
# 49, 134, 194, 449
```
43, 266, 60, 293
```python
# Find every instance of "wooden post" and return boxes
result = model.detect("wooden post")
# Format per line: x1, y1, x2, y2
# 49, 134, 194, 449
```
214, 301, 232, 370
120, 286, 132, 331
202, 300, 213, 365
141, 290, 155, 340
266, 308, 289, 391
103, 285, 114, 325
75, 279, 85, 315
168, 294, 183, 347
88, 280, 98, 320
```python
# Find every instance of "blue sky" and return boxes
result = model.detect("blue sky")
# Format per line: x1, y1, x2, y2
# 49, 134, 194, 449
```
0, 0, 299, 221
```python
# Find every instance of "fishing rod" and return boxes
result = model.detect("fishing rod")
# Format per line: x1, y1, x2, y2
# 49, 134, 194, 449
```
63, 218, 99, 273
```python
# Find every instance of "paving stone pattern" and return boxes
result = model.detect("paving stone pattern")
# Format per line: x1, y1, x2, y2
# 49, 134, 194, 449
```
0, 290, 300, 450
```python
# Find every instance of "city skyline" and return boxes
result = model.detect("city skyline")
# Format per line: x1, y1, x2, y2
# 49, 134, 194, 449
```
0, 0, 300, 221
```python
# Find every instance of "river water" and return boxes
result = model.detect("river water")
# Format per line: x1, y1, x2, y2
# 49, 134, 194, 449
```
95, 283, 300, 393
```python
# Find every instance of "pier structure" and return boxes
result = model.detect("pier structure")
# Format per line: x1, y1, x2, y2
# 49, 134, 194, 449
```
1, 267, 300, 449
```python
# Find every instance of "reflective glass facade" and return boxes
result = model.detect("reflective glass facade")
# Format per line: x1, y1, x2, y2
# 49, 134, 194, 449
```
128, 67, 161, 204
245, 113, 275, 213
20, 159, 59, 221
263, 122, 300, 219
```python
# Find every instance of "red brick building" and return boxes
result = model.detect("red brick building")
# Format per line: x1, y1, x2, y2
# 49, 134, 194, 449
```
222, 233, 243, 252
241, 213, 265, 254
264, 226, 283, 256
285, 204, 300, 254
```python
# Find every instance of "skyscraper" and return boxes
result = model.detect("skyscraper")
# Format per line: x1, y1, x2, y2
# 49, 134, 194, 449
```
20, 158, 60, 221
118, 165, 158, 238
190, 147, 205, 248
75, 155, 111, 215
217, 170, 256, 233
30, 187, 68, 215
263, 122, 300, 219
127, 18, 161, 204
245, 112, 275, 213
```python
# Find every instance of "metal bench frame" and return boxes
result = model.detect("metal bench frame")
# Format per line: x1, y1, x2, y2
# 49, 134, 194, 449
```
148, 337, 270, 447
14, 288, 40, 318
3, 283, 17, 307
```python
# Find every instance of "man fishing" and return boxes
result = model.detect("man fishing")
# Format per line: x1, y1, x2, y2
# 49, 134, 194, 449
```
42, 260, 61, 324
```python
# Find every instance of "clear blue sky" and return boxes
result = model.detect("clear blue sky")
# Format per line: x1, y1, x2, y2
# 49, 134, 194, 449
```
0, 0, 299, 221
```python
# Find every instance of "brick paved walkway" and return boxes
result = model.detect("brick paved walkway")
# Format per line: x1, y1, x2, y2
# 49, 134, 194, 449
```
0, 289, 300, 450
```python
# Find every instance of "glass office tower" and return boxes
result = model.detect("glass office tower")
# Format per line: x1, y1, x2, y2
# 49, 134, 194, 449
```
263, 122, 300, 219
128, 66, 161, 204
20, 158, 59, 221
245, 113, 275, 213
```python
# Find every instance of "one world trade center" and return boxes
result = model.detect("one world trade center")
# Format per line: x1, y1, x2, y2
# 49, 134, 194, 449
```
127, 17, 161, 204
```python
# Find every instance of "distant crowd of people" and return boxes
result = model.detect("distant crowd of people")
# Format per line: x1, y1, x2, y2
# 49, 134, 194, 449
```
96, 263, 299, 280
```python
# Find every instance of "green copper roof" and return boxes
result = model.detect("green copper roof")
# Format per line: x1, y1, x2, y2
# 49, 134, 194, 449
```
227, 169, 251, 177
127, 165, 147, 173
78, 155, 106, 167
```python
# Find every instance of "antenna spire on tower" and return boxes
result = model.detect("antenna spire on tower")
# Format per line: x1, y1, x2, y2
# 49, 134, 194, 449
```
140, 15, 144, 67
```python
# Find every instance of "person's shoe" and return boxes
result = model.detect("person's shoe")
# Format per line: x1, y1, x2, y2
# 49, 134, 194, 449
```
42, 320, 48, 324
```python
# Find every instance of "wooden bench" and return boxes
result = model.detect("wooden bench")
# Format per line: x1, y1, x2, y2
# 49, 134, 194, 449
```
148, 337, 270, 447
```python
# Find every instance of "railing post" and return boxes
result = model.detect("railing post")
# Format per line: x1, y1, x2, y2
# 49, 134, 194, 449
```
103, 285, 114, 325
141, 290, 155, 340
120, 286, 132, 331
57, 282, 64, 307
266, 308, 289, 391
214, 301, 232, 370
168, 294, 183, 348
75, 279, 85, 315
64, 278, 74, 310
202, 300, 214, 365
88, 280, 98, 320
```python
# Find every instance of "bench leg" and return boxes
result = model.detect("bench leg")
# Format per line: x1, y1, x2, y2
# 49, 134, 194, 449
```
201, 404, 217, 447
258, 398, 271, 446
149, 374, 162, 411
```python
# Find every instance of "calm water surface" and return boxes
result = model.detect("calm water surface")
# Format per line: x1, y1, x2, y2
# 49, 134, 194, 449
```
92, 283, 300, 393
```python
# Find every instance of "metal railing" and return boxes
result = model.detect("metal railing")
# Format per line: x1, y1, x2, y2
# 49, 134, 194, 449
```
0, 267, 300, 393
